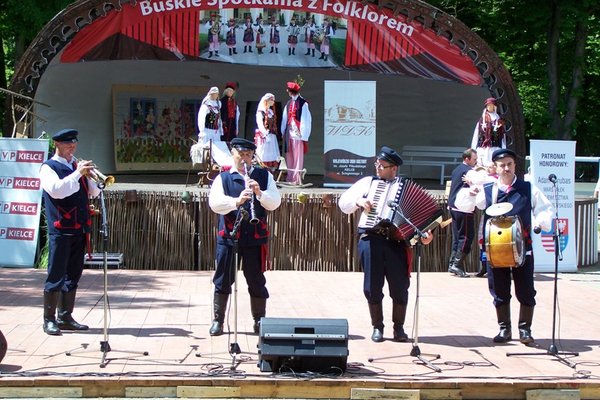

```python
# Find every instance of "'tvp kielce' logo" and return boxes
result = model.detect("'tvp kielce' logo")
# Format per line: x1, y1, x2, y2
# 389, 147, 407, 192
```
0, 150, 45, 163
0, 227, 35, 241
0, 201, 39, 215
0, 176, 40, 190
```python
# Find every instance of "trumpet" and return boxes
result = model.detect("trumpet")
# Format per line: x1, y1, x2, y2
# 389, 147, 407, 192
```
73, 156, 115, 188
242, 161, 259, 225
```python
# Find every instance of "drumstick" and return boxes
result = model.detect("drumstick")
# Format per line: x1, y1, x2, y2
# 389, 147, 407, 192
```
440, 218, 453, 229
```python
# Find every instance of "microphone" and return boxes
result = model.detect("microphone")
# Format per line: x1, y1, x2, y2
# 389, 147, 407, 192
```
533, 226, 541, 234
548, 174, 557, 183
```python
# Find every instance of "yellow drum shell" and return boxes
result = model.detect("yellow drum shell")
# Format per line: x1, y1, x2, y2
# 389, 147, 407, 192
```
485, 216, 524, 268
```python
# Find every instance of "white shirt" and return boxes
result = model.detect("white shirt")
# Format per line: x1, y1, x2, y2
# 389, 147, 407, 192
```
281, 95, 312, 141
455, 176, 554, 231
39, 155, 101, 199
209, 167, 281, 215
338, 176, 379, 215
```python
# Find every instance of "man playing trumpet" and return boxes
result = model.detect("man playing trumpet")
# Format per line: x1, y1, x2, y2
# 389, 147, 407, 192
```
208, 138, 281, 336
39, 129, 102, 335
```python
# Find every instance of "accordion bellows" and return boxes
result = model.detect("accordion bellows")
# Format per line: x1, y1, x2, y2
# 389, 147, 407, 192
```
358, 177, 443, 240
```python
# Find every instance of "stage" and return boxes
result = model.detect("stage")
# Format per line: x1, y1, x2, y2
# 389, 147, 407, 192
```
1, 267, 599, 399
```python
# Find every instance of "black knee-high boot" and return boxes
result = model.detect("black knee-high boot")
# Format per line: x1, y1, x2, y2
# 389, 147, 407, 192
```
209, 292, 229, 336
250, 297, 267, 334
368, 303, 384, 342
493, 303, 512, 343
449, 251, 469, 277
392, 303, 409, 342
43, 291, 61, 335
447, 249, 456, 273
57, 290, 89, 330
518, 305, 534, 344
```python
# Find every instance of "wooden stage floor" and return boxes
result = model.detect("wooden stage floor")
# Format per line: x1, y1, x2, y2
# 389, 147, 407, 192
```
1, 267, 600, 399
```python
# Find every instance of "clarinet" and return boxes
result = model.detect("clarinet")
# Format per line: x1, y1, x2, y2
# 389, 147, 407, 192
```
242, 161, 260, 224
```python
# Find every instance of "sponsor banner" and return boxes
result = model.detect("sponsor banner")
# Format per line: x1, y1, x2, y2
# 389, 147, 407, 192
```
60, 2, 480, 85
323, 80, 376, 187
529, 140, 577, 272
0, 139, 48, 268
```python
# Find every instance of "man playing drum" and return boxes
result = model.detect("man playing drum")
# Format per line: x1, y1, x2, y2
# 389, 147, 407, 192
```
455, 148, 553, 345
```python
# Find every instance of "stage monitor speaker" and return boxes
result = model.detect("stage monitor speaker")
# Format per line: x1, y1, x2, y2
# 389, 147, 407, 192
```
258, 317, 348, 373
0, 329, 7, 364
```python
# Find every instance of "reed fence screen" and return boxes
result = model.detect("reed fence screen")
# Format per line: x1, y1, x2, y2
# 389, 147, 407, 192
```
89, 190, 496, 272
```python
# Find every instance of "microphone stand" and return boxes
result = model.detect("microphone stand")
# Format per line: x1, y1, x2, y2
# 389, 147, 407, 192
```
228, 207, 248, 371
506, 177, 578, 368
395, 208, 442, 372
66, 183, 148, 367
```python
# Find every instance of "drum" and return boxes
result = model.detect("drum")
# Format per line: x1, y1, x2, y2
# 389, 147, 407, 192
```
485, 216, 524, 268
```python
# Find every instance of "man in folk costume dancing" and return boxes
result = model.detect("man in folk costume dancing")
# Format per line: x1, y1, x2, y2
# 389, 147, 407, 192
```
220, 82, 240, 143
338, 146, 434, 343
208, 138, 281, 336
471, 97, 506, 167
281, 80, 312, 185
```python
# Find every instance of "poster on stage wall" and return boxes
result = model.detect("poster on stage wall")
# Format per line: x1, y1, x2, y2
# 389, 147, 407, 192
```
323, 81, 376, 187
529, 139, 577, 272
0, 138, 48, 268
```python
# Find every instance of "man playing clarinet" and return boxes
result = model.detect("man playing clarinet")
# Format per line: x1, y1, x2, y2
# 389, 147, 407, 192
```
208, 138, 281, 336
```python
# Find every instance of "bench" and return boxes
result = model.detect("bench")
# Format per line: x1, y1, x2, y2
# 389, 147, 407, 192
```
400, 145, 466, 185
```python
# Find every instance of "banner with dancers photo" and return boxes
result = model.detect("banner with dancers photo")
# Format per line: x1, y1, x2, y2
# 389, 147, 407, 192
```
59, 2, 480, 85
323, 80, 376, 187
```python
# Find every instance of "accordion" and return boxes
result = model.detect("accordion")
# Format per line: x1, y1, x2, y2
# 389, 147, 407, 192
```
358, 177, 443, 242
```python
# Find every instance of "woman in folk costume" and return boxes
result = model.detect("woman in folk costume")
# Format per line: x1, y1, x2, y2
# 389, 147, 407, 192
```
225, 18, 238, 56
254, 15, 265, 54
254, 93, 281, 171
197, 86, 223, 147
304, 17, 316, 57
471, 97, 506, 166
242, 17, 254, 53
268, 18, 280, 54
286, 17, 301, 55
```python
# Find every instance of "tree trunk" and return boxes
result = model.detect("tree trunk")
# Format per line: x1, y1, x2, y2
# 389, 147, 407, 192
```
561, 16, 588, 141
0, 31, 9, 137
547, 0, 562, 139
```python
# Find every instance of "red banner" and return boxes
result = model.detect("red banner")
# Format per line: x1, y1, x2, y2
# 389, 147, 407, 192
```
61, 1, 480, 85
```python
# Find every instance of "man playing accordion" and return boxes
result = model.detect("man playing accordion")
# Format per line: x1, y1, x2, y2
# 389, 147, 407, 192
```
338, 146, 433, 343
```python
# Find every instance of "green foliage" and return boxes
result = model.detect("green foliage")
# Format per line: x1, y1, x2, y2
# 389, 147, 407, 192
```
430, 0, 600, 155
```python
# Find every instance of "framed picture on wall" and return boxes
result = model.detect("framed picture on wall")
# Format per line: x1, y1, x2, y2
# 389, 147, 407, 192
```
112, 84, 207, 171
